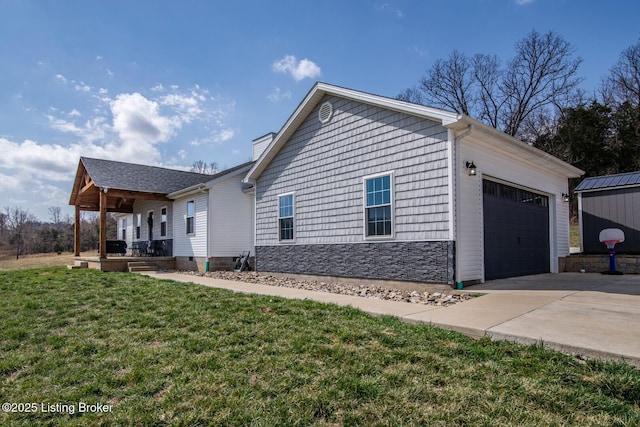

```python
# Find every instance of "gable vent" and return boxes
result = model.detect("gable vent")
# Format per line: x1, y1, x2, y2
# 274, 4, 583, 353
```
318, 101, 333, 124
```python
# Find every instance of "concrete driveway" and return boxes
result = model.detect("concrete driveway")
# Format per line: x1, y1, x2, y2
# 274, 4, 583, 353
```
464, 273, 640, 366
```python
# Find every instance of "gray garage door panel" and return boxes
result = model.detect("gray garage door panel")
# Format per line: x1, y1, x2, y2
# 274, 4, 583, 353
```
483, 180, 550, 280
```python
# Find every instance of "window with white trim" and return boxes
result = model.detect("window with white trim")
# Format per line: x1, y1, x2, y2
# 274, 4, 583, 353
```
135, 213, 141, 239
121, 218, 127, 241
161, 207, 167, 237
278, 193, 294, 241
365, 174, 392, 237
186, 201, 195, 235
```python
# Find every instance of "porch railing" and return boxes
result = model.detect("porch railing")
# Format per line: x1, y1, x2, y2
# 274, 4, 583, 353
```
130, 239, 173, 257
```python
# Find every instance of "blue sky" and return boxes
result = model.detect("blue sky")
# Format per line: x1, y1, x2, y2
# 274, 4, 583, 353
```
1, 0, 639, 221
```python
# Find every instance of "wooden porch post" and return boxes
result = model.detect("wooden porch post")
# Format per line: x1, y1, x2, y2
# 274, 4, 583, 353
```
99, 189, 107, 259
74, 206, 81, 256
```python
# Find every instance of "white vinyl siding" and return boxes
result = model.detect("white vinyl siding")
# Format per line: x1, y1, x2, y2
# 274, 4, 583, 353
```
208, 170, 255, 257
131, 200, 173, 242
456, 134, 569, 282
173, 193, 208, 257
255, 95, 451, 246
115, 214, 133, 248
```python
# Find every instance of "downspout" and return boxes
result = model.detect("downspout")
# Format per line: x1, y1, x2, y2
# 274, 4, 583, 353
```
452, 124, 474, 288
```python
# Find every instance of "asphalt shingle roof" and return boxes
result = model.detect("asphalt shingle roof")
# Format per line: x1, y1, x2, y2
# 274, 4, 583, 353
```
80, 157, 214, 194
574, 171, 640, 192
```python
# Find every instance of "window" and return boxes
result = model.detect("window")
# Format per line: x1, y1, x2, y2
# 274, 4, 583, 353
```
161, 207, 167, 237
186, 201, 195, 234
121, 218, 127, 241
365, 174, 392, 237
278, 193, 294, 241
135, 213, 141, 239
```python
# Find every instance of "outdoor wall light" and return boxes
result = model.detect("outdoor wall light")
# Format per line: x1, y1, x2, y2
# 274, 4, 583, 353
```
465, 161, 477, 176
562, 193, 570, 202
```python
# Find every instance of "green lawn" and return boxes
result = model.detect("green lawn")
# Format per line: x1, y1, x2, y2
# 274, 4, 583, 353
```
1, 268, 638, 426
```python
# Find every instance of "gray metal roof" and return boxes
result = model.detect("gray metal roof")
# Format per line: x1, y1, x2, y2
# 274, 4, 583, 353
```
80, 157, 215, 194
575, 171, 640, 192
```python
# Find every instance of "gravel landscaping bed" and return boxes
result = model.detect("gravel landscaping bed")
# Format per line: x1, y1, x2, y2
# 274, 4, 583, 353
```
178, 270, 472, 306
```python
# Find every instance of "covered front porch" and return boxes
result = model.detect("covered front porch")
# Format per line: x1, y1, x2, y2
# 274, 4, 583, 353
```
69, 158, 179, 272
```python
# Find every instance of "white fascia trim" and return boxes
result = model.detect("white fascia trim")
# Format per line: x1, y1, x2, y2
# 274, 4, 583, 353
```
446, 129, 455, 241
450, 117, 584, 178
245, 82, 463, 183
167, 183, 208, 199
316, 83, 461, 125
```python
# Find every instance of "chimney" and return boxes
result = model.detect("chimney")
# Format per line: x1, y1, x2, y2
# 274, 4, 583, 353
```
252, 132, 276, 161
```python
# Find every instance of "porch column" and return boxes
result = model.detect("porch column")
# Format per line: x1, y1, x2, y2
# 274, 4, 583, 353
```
74, 206, 81, 256
99, 189, 107, 259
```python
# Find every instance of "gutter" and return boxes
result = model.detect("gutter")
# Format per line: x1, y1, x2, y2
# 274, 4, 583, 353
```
167, 183, 208, 199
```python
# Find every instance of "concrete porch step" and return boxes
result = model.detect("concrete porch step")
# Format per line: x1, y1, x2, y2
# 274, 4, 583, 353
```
67, 260, 89, 270
128, 261, 159, 273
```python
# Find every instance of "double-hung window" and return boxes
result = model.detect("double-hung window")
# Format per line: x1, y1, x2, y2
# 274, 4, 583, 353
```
135, 213, 141, 239
121, 218, 127, 241
278, 193, 294, 241
365, 174, 393, 237
160, 207, 167, 237
186, 201, 195, 235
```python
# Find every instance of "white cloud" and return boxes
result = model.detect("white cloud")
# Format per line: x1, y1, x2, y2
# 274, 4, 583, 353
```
272, 55, 321, 81
0, 82, 238, 194
111, 93, 176, 147
267, 87, 292, 102
54, 74, 67, 84
215, 128, 235, 142
75, 82, 91, 92
0, 138, 91, 181
151, 84, 165, 92
160, 92, 204, 123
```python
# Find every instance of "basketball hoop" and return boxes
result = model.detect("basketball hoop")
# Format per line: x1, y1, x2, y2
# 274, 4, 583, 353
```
599, 228, 625, 275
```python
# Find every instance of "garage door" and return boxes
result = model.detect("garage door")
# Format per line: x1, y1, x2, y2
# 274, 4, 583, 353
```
483, 180, 550, 280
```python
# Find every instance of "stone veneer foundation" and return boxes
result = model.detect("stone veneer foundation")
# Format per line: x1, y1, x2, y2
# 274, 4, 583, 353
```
256, 241, 455, 285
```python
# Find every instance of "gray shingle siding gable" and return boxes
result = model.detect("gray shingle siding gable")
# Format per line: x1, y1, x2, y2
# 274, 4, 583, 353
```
255, 95, 451, 246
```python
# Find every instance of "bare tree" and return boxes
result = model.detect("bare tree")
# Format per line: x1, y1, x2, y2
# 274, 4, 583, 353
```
0, 211, 6, 238
419, 50, 474, 115
473, 53, 503, 128
500, 30, 583, 137
48, 206, 62, 227
398, 29, 583, 140
4, 206, 35, 259
190, 160, 219, 174
604, 40, 640, 107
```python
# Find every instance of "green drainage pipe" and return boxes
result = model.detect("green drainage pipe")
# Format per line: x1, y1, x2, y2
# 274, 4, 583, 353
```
456, 282, 464, 290
205, 261, 210, 272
